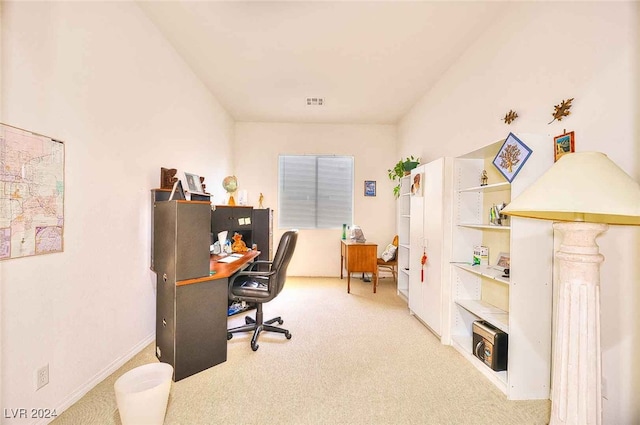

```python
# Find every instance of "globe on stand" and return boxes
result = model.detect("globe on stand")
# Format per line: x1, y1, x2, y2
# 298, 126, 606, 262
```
222, 175, 238, 206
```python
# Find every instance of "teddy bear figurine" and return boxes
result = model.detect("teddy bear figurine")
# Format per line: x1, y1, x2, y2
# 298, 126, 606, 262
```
231, 232, 248, 253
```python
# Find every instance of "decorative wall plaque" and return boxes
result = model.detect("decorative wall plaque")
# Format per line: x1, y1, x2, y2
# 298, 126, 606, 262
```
549, 98, 574, 124
502, 110, 518, 125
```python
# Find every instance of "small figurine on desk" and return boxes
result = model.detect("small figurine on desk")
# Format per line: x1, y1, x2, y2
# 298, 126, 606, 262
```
258, 192, 264, 209
160, 167, 178, 189
199, 176, 207, 193
480, 170, 488, 186
231, 232, 248, 253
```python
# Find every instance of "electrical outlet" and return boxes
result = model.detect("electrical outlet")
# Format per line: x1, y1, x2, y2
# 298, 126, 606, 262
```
36, 364, 49, 390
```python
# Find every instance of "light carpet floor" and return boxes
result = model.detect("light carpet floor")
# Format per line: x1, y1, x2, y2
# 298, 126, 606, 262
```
51, 276, 550, 425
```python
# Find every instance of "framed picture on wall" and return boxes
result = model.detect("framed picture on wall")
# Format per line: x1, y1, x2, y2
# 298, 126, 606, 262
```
554, 130, 575, 162
492, 133, 532, 183
364, 180, 376, 197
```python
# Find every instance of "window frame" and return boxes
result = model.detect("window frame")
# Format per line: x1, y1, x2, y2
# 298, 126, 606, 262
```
278, 154, 354, 230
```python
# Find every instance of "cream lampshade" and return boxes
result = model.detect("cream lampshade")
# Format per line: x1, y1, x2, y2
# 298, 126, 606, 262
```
501, 152, 640, 425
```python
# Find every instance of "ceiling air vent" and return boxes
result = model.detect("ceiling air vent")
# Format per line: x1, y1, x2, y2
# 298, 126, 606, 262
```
306, 97, 325, 106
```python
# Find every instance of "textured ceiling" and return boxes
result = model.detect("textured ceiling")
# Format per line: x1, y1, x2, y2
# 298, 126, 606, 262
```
138, 1, 505, 124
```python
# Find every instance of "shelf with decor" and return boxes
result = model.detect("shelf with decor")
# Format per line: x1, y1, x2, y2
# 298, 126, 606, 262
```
396, 175, 411, 300
458, 181, 510, 193
457, 224, 511, 230
449, 133, 554, 400
452, 263, 510, 285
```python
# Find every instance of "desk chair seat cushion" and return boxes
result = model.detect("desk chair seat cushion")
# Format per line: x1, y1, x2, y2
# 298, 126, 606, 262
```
231, 276, 271, 300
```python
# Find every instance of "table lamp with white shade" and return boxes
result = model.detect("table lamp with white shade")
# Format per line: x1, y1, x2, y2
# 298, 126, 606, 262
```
501, 151, 640, 425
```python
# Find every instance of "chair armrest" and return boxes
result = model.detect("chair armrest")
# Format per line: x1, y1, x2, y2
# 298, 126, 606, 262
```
228, 268, 277, 293
237, 270, 277, 278
246, 260, 273, 271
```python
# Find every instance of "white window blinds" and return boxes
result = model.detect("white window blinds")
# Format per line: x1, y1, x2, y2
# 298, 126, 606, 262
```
278, 155, 353, 229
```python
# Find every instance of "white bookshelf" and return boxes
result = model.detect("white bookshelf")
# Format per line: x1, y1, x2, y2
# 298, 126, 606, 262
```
449, 134, 554, 400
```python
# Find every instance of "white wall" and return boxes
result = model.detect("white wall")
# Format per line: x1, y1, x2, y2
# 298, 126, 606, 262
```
399, 2, 639, 423
234, 122, 397, 277
0, 2, 234, 422
0, 1, 4, 417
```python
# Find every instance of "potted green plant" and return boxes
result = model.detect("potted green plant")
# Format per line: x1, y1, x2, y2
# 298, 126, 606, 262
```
388, 156, 420, 198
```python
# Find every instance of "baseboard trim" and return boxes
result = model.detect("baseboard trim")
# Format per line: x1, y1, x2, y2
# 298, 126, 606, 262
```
34, 333, 155, 425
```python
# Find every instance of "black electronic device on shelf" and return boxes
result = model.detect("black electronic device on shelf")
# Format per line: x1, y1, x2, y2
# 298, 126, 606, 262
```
472, 321, 508, 372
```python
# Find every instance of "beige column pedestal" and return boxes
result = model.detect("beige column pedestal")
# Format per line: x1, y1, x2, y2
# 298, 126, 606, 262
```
550, 222, 607, 425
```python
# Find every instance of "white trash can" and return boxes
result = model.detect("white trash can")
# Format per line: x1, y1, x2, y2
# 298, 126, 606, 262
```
114, 362, 173, 425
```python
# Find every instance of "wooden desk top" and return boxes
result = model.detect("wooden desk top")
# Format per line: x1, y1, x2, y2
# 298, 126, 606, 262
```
209, 250, 260, 279
176, 250, 260, 286
341, 239, 377, 246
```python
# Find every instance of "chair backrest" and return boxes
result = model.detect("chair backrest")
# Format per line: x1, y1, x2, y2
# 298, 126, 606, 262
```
380, 235, 399, 262
268, 230, 298, 297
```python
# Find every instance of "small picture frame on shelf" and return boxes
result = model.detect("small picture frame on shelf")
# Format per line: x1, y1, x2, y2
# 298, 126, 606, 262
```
364, 180, 376, 197
168, 179, 186, 201
495, 252, 510, 271
492, 133, 533, 183
183, 172, 205, 195
554, 130, 575, 162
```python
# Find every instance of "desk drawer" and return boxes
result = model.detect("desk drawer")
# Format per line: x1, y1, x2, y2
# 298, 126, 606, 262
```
174, 278, 228, 381
345, 244, 377, 272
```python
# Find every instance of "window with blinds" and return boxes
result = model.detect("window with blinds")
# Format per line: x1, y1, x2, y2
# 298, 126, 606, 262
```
278, 155, 354, 229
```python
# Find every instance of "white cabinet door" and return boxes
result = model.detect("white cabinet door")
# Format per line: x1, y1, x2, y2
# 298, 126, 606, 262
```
408, 159, 448, 337
408, 165, 425, 319
421, 158, 445, 336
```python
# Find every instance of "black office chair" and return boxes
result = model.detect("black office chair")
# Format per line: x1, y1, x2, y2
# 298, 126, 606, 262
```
227, 230, 298, 351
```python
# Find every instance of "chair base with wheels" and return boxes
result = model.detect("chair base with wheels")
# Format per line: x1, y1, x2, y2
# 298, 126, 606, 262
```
227, 303, 291, 351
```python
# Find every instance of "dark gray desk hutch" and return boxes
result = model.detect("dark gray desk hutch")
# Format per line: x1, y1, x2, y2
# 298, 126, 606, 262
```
152, 193, 228, 381
211, 205, 273, 263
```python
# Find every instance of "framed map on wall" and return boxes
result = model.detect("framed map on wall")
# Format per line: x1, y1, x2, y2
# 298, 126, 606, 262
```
0, 123, 65, 260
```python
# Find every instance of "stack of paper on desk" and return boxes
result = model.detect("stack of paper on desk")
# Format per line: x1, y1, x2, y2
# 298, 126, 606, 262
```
217, 254, 243, 263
